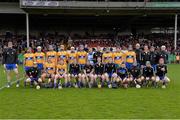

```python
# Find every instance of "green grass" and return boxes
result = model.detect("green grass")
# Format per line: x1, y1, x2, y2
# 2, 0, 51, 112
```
0, 64, 180, 119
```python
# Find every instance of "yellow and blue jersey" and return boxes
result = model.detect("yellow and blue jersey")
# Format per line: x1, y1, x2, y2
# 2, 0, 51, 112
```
24, 53, 35, 67
125, 51, 136, 63
102, 52, 113, 64
44, 62, 56, 74
113, 52, 124, 65
56, 64, 67, 74
57, 51, 68, 63
77, 51, 87, 64
68, 51, 77, 64
34, 52, 45, 64
46, 51, 57, 63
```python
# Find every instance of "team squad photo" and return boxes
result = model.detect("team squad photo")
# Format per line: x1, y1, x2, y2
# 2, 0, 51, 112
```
1, 0, 180, 119
3, 42, 170, 89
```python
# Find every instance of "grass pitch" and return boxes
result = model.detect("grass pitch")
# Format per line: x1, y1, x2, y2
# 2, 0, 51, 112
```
0, 64, 180, 119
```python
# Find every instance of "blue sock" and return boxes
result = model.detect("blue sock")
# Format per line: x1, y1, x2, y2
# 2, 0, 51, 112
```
77, 81, 81, 88
65, 83, 68, 87
107, 81, 111, 85
54, 82, 57, 88
101, 81, 104, 87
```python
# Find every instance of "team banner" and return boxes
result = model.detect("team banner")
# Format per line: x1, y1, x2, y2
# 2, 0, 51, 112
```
21, 0, 59, 7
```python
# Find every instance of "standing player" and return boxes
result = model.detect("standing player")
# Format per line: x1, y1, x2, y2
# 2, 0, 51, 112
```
102, 48, 113, 64
157, 45, 168, 64
46, 45, 57, 64
41, 58, 56, 88
116, 63, 129, 88
68, 46, 77, 64
57, 45, 68, 64
83, 60, 94, 88
113, 47, 124, 67
68, 59, 81, 88
125, 45, 136, 71
76, 45, 87, 69
104, 58, 117, 88
54, 58, 68, 89
135, 43, 142, 67
3, 41, 19, 88
34, 46, 45, 73
87, 48, 94, 65
24, 47, 35, 75
156, 58, 170, 88
93, 46, 103, 64
141, 61, 155, 87
94, 57, 105, 88
141, 45, 151, 67
150, 46, 158, 71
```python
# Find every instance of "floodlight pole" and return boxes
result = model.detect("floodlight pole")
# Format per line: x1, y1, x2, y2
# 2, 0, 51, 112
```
26, 13, 29, 48
174, 14, 178, 50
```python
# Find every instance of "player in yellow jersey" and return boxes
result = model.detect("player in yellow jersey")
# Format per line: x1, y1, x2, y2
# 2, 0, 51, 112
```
24, 47, 35, 72
76, 45, 87, 69
41, 58, 56, 86
68, 46, 77, 64
102, 48, 113, 64
34, 46, 45, 72
113, 47, 125, 67
57, 45, 68, 64
46, 45, 57, 64
54, 58, 69, 89
125, 45, 136, 70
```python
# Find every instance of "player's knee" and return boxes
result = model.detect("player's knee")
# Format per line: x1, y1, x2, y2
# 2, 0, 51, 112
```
156, 76, 160, 82
26, 78, 31, 83
165, 76, 170, 83
151, 76, 155, 81
112, 73, 117, 78
137, 78, 141, 82
141, 76, 144, 80
38, 78, 42, 83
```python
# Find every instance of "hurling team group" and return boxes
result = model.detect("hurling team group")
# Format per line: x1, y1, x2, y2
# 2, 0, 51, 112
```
3, 42, 170, 89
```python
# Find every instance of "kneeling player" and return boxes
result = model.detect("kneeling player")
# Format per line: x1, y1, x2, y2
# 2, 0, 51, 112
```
116, 63, 129, 88
104, 58, 117, 88
54, 58, 69, 89
129, 63, 141, 88
41, 58, 56, 88
69, 60, 81, 88
94, 57, 105, 88
83, 61, 94, 88
141, 61, 155, 87
156, 58, 170, 88
24, 62, 41, 89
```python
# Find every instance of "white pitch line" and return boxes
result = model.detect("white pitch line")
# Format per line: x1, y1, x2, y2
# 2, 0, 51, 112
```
0, 77, 24, 91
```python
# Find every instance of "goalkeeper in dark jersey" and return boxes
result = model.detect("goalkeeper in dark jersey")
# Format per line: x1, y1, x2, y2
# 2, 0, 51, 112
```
24, 62, 41, 89
3, 41, 19, 88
